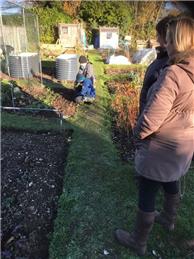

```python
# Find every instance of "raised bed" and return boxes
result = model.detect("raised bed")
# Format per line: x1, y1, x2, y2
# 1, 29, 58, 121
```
1, 129, 72, 258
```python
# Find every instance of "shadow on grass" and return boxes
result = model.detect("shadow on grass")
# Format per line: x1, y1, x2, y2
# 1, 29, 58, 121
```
40, 59, 77, 102
43, 78, 76, 102
41, 60, 56, 77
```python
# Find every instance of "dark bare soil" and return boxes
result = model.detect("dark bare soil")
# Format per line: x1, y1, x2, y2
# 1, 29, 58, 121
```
1, 129, 73, 259
112, 124, 135, 162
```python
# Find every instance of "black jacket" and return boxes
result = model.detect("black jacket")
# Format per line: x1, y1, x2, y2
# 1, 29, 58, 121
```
139, 47, 168, 115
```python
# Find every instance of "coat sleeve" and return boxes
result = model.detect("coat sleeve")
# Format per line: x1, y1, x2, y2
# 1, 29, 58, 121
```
139, 66, 158, 115
85, 63, 94, 79
134, 69, 179, 139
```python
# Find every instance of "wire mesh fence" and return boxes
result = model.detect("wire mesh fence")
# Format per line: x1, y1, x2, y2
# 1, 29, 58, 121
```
0, 1, 42, 81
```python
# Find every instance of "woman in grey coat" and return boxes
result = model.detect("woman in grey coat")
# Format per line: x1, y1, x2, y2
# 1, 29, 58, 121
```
115, 16, 194, 256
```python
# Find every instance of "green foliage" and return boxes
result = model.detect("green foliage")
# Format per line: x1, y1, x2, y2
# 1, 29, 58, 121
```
129, 1, 163, 41
31, 7, 72, 43
79, 1, 133, 43
1, 14, 23, 26
128, 71, 143, 88
30, 1, 63, 10
79, 1, 163, 43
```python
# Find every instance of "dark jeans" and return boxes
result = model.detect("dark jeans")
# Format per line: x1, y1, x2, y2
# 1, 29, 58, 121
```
138, 176, 179, 212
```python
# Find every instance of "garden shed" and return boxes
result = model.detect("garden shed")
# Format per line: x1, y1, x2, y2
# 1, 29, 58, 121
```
0, 1, 42, 79
99, 26, 119, 49
58, 23, 86, 48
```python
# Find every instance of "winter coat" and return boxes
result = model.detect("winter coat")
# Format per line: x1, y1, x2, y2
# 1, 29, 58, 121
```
134, 52, 194, 182
139, 47, 168, 115
77, 78, 96, 98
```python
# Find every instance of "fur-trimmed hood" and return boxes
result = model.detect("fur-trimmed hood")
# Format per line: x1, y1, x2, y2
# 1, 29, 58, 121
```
169, 49, 194, 83
169, 49, 194, 64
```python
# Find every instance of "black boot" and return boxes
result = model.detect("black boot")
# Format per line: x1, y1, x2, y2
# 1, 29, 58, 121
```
114, 209, 155, 256
155, 192, 180, 231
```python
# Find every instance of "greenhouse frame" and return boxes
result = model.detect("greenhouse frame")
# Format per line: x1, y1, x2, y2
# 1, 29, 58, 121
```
0, 0, 42, 80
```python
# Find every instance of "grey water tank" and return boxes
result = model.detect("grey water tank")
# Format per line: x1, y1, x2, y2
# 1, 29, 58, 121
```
56, 54, 78, 81
8, 52, 39, 78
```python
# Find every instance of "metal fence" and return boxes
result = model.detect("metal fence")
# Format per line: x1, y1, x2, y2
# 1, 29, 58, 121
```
0, 1, 42, 81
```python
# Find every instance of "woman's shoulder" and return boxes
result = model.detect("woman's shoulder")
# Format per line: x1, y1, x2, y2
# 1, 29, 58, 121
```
160, 61, 194, 93
162, 63, 184, 79
165, 60, 194, 78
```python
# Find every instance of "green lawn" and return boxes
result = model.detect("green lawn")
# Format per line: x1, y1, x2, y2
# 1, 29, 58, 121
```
1, 112, 66, 132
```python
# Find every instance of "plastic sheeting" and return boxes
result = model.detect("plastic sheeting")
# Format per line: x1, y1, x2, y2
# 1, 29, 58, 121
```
106, 55, 131, 65
132, 48, 157, 66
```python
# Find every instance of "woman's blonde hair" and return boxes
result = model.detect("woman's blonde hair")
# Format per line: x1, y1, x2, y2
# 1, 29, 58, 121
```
167, 16, 194, 52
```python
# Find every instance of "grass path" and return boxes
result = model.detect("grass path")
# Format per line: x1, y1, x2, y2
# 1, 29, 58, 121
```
49, 52, 194, 259
49, 52, 137, 258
